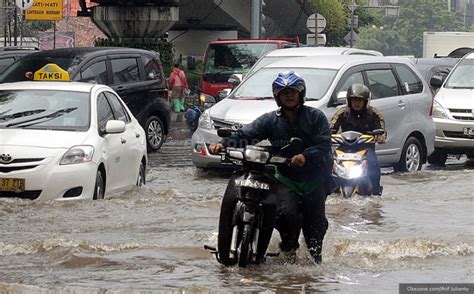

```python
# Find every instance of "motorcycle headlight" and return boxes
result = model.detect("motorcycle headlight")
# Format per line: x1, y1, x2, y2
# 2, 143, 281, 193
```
335, 163, 350, 179
198, 109, 214, 130
244, 149, 270, 163
432, 101, 449, 119
60, 145, 94, 165
349, 165, 364, 179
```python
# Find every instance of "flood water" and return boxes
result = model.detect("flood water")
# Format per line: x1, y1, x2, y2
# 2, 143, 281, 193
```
1, 139, 473, 293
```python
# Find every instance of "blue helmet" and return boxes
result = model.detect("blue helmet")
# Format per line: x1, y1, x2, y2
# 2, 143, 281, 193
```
272, 71, 306, 106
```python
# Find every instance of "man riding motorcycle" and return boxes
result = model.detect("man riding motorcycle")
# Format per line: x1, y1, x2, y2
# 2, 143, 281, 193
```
208, 71, 334, 264
329, 83, 386, 196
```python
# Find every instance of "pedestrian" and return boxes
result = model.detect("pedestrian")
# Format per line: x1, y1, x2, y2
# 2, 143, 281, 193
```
329, 83, 386, 195
209, 71, 334, 264
168, 63, 189, 112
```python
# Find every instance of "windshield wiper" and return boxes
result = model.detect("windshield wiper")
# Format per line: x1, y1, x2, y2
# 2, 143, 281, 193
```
236, 96, 273, 100
0, 109, 46, 122
6, 107, 77, 128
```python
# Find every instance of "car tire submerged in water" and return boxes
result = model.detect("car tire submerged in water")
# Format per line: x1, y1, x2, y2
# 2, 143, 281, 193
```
145, 115, 165, 152
136, 161, 146, 186
395, 137, 423, 172
93, 170, 105, 200
427, 149, 448, 166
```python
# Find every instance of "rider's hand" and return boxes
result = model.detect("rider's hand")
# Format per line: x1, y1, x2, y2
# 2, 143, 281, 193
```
208, 143, 224, 154
375, 134, 386, 144
289, 154, 305, 167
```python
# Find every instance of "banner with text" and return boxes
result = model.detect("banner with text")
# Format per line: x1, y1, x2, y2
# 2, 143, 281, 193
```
25, 0, 63, 21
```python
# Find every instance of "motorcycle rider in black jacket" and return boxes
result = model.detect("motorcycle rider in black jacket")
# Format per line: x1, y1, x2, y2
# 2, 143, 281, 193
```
209, 71, 334, 264
329, 83, 387, 195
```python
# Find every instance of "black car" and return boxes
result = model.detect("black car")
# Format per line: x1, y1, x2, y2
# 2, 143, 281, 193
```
0, 47, 171, 151
0, 47, 39, 74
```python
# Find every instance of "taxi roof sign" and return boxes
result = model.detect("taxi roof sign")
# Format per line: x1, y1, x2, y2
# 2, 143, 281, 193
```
34, 63, 70, 81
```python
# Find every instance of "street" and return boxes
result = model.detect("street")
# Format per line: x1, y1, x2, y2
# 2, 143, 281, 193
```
0, 123, 473, 293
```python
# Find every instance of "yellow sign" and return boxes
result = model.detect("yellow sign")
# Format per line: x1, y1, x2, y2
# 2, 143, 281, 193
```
25, 0, 63, 21
34, 63, 70, 81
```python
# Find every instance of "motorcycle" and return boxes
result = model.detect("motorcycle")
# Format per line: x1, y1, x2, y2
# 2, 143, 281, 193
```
184, 91, 216, 133
204, 128, 303, 267
331, 129, 384, 198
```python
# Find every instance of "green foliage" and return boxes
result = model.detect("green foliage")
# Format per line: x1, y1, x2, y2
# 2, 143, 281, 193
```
310, 0, 347, 46
358, 0, 466, 57
94, 38, 175, 71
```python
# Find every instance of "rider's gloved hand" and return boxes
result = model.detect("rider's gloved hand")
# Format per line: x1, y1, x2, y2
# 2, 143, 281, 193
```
374, 134, 386, 144
289, 154, 305, 167
208, 143, 224, 154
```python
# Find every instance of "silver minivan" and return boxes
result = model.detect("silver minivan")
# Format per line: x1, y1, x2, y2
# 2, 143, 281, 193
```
192, 55, 435, 172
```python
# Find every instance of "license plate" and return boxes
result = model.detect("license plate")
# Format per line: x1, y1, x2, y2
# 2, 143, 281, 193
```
0, 177, 25, 192
463, 127, 473, 136
337, 153, 363, 161
235, 179, 270, 190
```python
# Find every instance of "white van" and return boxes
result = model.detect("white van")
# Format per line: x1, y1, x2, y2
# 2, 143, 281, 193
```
428, 52, 474, 165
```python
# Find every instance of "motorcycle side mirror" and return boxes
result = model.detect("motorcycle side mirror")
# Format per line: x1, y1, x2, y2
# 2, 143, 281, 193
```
217, 88, 231, 100
371, 129, 385, 135
289, 137, 304, 150
217, 128, 234, 138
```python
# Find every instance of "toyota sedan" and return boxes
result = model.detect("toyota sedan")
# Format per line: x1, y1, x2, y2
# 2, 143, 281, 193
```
0, 81, 147, 201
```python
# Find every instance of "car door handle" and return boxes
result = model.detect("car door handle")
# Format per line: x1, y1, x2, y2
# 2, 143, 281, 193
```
116, 86, 125, 93
398, 100, 407, 108
135, 132, 140, 138
121, 138, 126, 144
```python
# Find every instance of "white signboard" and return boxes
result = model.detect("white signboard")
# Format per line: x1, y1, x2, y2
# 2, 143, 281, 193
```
16, 0, 34, 10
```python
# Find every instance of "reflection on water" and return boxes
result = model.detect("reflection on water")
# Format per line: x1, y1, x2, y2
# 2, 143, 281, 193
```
0, 139, 472, 292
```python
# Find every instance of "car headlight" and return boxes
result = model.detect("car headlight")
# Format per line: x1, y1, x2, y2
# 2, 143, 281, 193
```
244, 149, 270, 163
432, 101, 449, 119
198, 109, 215, 130
60, 145, 94, 165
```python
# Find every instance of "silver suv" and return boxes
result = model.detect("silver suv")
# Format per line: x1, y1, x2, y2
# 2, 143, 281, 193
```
192, 55, 435, 172
428, 52, 474, 165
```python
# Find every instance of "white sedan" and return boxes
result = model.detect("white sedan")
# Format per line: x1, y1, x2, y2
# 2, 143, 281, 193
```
0, 81, 147, 201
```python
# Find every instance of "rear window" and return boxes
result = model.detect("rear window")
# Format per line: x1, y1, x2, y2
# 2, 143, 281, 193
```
0, 56, 82, 83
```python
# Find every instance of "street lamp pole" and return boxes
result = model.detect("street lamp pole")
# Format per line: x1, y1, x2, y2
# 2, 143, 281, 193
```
350, 0, 355, 48
250, 0, 261, 38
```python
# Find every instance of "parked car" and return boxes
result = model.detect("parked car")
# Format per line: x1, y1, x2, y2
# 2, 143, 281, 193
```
192, 55, 435, 172
0, 47, 170, 151
427, 52, 474, 165
0, 47, 39, 73
0, 76, 147, 201
410, 57, 459, 93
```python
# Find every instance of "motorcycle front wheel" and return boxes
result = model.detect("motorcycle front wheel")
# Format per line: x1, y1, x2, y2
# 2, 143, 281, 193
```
238, 224, 253, 268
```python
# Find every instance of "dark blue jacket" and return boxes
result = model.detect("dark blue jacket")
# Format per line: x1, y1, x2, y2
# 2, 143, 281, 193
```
222, 105, 332, 182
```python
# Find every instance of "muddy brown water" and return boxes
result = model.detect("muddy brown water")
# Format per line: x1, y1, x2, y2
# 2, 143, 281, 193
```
1, 139, 473, 293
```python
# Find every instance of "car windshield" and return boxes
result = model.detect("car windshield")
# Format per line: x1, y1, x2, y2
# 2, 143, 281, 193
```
232, 67, 337, 100
248, 56, 294, 77
0, 56, 83, 83
203, 43, 279, 83
444, 58, 474, 89
0, 90, 90, 131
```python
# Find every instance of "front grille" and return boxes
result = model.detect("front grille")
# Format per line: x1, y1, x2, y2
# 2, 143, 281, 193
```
443, 131, 474, 139
0, 190, 42, 200
0, 165, 38, 173
449, 109, 474, 121
7, 158, 44, 164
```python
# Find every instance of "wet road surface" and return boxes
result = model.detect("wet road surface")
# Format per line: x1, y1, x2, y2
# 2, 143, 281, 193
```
0, 138, 473, 293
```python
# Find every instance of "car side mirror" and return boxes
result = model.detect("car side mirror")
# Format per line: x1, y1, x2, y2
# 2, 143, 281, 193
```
187, 56, 196, 71
430, 75, 444, 89
217, 88, 231, 100
228, 74, 242, 87
336, 91, 347, 105
217, 127, 234, 138
105, 120, 126, 134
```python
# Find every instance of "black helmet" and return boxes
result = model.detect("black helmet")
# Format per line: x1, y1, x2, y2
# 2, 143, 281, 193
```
272, 71, 306, 107
346, 83, 371, 109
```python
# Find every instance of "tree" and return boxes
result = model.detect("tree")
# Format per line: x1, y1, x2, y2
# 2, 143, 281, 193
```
358, 0, 466, 57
